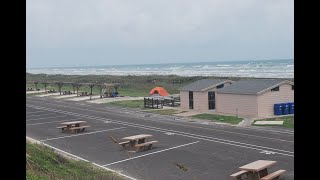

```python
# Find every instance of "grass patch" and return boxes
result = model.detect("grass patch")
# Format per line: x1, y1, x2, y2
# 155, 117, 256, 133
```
191, 113, 243, 124
26, 142, 123, 180
117, 88, 149, 97
253, 116, 294, 128
108, 100, 145, 109
144, 109, 180, 115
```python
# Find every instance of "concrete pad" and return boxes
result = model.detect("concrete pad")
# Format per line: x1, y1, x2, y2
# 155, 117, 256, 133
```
36, 92, 61, 97
87, 96, 144, 104
67, 95, 101, 101
254, 121, 284, 125
26, 90, 46, 94
175, 111, 203, 117
52, 94, 78, 99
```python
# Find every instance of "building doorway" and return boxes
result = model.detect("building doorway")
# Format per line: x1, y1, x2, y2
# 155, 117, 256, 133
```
208, 91, 215, 110
189, 91, 193, 109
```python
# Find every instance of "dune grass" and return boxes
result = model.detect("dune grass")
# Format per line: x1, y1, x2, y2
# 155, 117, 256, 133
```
191, 113, 243, 124
108, 100, 145, 109
26, 142, 123, 180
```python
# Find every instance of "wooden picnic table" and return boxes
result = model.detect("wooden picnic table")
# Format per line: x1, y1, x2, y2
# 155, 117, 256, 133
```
60, 121, 87, 127
239, 160, 277, 180
57, 121, 89, 133
121, 134, 153, 150
122, 134, 152, 143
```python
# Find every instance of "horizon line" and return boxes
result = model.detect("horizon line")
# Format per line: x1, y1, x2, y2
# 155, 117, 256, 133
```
27, 58, 293, 69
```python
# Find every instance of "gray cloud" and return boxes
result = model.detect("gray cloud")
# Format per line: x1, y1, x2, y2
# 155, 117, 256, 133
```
27, 0, 293, 67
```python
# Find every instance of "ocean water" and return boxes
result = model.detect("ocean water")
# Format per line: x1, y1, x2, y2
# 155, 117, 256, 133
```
26, 59, 293, 78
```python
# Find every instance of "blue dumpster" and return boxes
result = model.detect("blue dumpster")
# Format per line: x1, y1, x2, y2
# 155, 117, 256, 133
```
289, 102, 294, 114
282, 103, 289, 115
274, 104, 283, 115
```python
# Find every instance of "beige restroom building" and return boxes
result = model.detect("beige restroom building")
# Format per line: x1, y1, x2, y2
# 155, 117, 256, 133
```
216, 79, 294, 118
179, 79, 234, 111
180, 79, 294, 118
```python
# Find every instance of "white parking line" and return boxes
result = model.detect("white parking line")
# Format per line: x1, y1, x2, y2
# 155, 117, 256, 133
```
26, 136, 137, 180
27, 120, 71, 126
26, 105, 294, 157
27, 99, 294, 136
26, 111, 46, 114
103, 141, 199, 166
26, 115, 71, 122
26, 113, 59, 118
41, 127, 126, 141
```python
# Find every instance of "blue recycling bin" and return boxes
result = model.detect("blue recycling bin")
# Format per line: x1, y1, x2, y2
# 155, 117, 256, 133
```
274, 103, 283, 115
289, 102, 294, 114
282, 103, 289, 115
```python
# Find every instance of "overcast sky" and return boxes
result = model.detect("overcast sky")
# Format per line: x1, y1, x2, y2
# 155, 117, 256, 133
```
26, 0, 293, 68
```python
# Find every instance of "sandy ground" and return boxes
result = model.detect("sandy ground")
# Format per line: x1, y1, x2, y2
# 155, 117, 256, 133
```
87, 96, 144, 104
66, 95, 101, 101
26, 90, 45, 94
36, 92, 61, 97
254, 121, 284, 125
52, 94, 78, 99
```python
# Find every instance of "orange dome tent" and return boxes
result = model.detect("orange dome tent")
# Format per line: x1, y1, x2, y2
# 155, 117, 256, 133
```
149, 87, 170, 96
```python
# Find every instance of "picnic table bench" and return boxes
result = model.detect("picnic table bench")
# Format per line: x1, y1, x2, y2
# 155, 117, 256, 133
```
120, 134, 158, 152
47, 89, 57, 93
63, 90, 74, 95
79, 92, 89, 96
261, 169, 286, 180
134, 141, 159, 152
230, 170, 248, 180
230, 160, 286, 180
57, 121, 90, 133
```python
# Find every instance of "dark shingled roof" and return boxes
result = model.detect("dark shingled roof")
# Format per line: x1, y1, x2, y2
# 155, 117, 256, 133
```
216, 79, 293, 95
180, 79, 229, 91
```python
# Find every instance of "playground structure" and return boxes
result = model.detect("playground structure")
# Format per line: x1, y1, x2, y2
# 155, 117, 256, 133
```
100, 83, 121, 98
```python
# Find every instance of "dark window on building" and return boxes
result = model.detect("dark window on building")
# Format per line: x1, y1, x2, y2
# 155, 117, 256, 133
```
208, 91, 215, 110
292, 85, 294, 90
271, 86, 279, 91
216, 84, 224, 89
189, 91, 193, 109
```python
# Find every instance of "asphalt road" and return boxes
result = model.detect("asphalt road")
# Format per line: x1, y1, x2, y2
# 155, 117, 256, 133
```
26, 96, 294, 180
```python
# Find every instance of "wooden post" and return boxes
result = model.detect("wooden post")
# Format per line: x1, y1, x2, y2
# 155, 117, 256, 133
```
72, 84, 76, 93
42, 82, 48, 93
55, 82, 64, 95
89, 84, 94, 100
75, 84, 82, 96
34, 81, 39, 90
98, 85, 103, 98
89, 84, 94, 95
151, 98, 154, 108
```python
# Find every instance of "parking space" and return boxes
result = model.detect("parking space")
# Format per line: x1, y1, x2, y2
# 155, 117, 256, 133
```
26, 98, 294, 180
